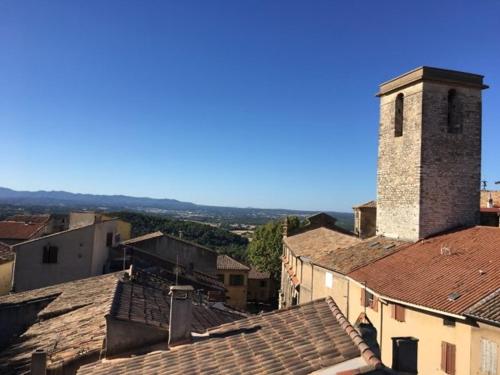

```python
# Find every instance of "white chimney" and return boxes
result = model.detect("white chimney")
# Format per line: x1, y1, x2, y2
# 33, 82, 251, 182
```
487, 192, 494, 208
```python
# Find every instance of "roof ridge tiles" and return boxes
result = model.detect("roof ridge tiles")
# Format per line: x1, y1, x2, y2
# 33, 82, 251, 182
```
325, 296, 383, 370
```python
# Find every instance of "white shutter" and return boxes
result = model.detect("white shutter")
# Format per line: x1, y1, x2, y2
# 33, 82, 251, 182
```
481, 338, 498, 375
325, 272, 333, 288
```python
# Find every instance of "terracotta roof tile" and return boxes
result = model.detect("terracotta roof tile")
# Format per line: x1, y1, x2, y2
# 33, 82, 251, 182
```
284, 227, 361, 265
315, 236, 407, 274
0, 221, 47, 241
248, 267, 270, 280
120, 231, 163, 245
6, 214, 51, 224
349, 226, 500, 316
78, 297, 382, 375
217, 255, 250, 271
353, 200, 377, 209
465, 288, 500, 326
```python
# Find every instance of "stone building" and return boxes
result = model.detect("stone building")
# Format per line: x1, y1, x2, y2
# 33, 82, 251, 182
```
353, 200, 377, 238
216, 255, 250, 310
376, 67, 487, 241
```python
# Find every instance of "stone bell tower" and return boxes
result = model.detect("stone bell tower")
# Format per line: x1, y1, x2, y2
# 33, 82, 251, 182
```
376, 67, 488, 241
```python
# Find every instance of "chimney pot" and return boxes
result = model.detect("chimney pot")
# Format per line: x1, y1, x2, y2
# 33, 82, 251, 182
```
31, 349, 47, 375
168, 285, 194, 347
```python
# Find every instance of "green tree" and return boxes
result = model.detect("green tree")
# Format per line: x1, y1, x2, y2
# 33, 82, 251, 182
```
247, 219, 284, 282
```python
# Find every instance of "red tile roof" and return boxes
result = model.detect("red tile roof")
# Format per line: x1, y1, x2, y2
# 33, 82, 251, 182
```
481, 207, 500, 213
217, 255, 250, 271
248, 267, 270, 280
0, 221, 47, 240
6, 214, 51, 224
353, 200, 377, 209
349, 226, 500, 316
77, 297, 384, 375
465, 288, 500, 326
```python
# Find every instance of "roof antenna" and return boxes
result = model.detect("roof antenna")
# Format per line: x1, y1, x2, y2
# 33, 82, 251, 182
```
481, 180, 487, 191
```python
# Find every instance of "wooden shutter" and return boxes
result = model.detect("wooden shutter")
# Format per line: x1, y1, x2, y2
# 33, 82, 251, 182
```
441, 342, 456, 375
372, 296, 378, 312
360, 289, 366, 306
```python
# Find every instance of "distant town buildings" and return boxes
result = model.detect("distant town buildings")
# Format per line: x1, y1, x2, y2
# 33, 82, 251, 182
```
216, 254, 250, 310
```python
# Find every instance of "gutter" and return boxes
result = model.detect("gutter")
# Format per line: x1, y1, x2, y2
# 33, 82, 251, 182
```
347, 276, 466, 320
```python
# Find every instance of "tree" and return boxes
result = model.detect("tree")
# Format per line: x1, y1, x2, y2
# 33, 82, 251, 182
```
247, 219, 284, 282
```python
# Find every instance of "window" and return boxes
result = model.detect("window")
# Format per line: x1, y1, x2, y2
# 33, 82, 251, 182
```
325, 272, 333, 289
481, 338, 498, 375
229, 274, 244, 286
395, 93, 404, 137
361, 289, 377, 310
447, 89, 462, 134
217, 274, 225, 283
259, 280, 267, 288
42, 245, 58, 264
106, 232, 113, 247
392, 304, 406, 322
441, 341, 456, 375
392, 337, 418, 373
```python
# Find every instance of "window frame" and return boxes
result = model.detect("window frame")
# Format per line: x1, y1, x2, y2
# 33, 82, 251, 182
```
42, 245, 58, 264
229, 274, 245, 286
394, 93, 404, 137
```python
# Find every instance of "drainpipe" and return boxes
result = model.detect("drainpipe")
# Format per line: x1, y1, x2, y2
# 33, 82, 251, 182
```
31, 349, 47, 375
379, 301, 384, 357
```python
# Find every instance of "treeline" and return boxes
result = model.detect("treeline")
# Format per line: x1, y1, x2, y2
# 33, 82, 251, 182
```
110, 211, 249, 260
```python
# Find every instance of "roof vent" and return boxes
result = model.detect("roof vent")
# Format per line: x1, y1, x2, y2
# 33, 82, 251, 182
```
479, 269, 486, 275
384, 244, 396, 250
440, 246, 452, 256
448, 292, 460, 301
369, 242, 380, 248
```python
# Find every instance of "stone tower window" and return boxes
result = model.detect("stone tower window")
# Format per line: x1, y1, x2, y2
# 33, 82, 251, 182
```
394, 93, 404, 137
447, 89, 462, 134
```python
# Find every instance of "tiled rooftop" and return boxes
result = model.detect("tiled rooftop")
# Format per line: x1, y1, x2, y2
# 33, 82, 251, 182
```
465, 288, 500, 326
0, 273, 121, 375
120, 231, 163, 245
6, 214, 51, 224
0, 221, 47, 240
0, 270, 243, 374
315, 236, 407, 274
353, 200, 377, 209
284, 227, 361, 268
110, 278, 244, 333
349, 226, 500, 316
248, 267, 270, 280
217, 254, 250, 271
77, 297, 384, 375
0, 241, 14, 264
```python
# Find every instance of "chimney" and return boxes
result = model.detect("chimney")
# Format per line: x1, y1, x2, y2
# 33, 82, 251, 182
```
168, 285, 194, 347
487, 192, 494, 208
31, 349, 47, 375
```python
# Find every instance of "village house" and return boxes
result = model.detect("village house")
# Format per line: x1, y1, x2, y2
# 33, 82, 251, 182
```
69, 211, 132, 241
247, 266, 276, 306
11, 218, 121, 292
0, 268, 244, 374
353, 200, 377, 239
216, 254, 250, 310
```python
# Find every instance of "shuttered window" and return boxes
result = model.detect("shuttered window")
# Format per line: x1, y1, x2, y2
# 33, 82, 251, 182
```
480, 338, 498, 375
441, 341, 456, 375
42, 245, 58, 264
391, 304, 406, 322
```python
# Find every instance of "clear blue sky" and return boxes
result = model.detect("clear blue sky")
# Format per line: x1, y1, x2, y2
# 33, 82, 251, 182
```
1, 1, 499, 211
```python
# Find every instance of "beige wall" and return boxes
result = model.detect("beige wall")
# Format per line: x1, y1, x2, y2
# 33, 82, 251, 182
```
347, 281, 490, 375
0, 261, 13, 295
218, 270, 248, 310
13, 221, 118, 292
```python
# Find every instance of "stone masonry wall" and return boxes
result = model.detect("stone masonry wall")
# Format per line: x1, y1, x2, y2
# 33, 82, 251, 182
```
419, 82, 481, 238
376, 83, 424, 240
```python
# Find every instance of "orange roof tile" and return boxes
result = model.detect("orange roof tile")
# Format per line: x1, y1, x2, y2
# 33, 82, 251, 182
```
217, 255, 250, 271
349, 226, 500, 316
0, 221, 47, 240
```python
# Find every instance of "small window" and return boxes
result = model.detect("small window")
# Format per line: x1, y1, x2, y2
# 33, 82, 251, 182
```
447, 89, 462, 134
395, 93, 404, 137
229, 274, 244, 286
217, 274, 225, 283
106, 232, 113, 247
392, 304, 406, 322
325, 272, 333, 289
259, 280, 267, 288
443, 317, 456, 327
42, 245, 58, 264
361, 289, 374, 308
441, 341, 456, 375
481, 338, 498, 375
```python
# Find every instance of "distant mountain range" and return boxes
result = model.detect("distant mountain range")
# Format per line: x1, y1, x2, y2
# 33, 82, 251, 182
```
0, 187, 354, 228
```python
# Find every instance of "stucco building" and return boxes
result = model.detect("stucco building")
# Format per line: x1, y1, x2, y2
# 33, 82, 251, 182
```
216, 254, 250, 310
353, 200, 377, 239
0, 242, 14, 295
12, 219, 121, 292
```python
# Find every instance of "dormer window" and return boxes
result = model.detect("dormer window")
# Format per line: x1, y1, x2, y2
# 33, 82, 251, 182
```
395, 93, 404, 137
447, 89, 462, 134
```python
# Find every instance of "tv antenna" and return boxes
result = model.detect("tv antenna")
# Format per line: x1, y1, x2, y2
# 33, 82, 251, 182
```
481, 180, 487, 190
